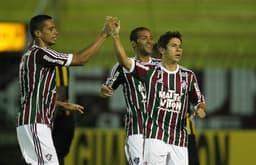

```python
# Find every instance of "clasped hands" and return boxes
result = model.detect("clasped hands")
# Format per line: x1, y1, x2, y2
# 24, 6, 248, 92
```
102, 16, 120, 38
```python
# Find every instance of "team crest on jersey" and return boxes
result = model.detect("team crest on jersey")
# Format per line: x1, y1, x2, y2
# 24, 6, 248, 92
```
45, 154, 52, 161
158, 90, 181, 112
133, 157, 140, 164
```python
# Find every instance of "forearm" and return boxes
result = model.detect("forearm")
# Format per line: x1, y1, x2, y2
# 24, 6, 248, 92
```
71, 32, 108, 66
113, 35, 132, 70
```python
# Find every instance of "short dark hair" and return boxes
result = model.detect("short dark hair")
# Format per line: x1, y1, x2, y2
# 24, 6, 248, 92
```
129, 27, 151, 42
29, 15, 52, 38
157, 31, 182, 49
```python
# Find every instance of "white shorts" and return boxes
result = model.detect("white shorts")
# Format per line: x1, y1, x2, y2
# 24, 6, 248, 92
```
144, 138, 188, 165
125, 134, 144, 165
16, 123, 59, 165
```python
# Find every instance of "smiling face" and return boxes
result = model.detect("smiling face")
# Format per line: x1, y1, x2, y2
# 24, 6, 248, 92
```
133, 30, 154, 57
160, 37, 183, 64
35, 19, 58, 47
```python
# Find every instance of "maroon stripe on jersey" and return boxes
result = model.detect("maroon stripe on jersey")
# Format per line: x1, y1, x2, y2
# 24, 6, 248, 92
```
188, 72, 192, 91
138, 111, 143, 133
179, 71, 188, 146
127, 75, 139, 109
147, 70, 159, 137
49, 94, 56, 126
157, 70, 169, 140
24, 53, 36, 123
147, 70, 158, 113
45, 70, 55, 125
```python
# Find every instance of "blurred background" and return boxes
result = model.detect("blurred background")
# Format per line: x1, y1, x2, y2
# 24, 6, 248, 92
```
0, 0, 255, 164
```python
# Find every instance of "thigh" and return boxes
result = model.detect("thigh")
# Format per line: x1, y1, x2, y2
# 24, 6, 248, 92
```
167, 145, 188, 165
16, 124, 59, 165
144, 138, 168, 165
125, 134, 144, 165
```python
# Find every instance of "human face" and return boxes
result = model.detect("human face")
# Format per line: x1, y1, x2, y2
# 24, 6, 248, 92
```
38, 19, 58, 47
161, 37, 182, 64
134, 30, 154, 56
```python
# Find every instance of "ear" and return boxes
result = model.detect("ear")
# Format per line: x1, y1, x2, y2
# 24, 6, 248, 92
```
159, 47, 165, 55
34, 30, 41, 38
131, 41, 136, 48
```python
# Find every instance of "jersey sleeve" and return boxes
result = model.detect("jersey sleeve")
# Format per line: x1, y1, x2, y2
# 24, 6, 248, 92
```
104, 63, 125, 90
36, 47, 73, 66
189, 72, 205, 107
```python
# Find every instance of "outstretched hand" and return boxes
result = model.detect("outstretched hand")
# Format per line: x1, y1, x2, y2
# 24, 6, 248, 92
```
56, 101, 85, 114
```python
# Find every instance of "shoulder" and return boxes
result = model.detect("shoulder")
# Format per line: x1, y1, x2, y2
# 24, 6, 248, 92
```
179, 65, 194, 73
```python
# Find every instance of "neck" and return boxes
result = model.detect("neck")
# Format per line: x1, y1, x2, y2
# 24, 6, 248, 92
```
34, 39, 48, 48
136, 54, 150, 62
162, 61, 178, 72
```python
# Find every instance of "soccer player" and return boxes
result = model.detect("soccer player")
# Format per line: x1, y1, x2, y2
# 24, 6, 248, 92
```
152, 43, 202, 165
16, 14, 117, 164
100, 27, 159, 165
111, 20, 206, 165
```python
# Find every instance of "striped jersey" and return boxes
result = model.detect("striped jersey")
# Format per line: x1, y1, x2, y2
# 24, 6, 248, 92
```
104, 57, 160, 136
17, 45, 72, 127
131, 60, 205, 147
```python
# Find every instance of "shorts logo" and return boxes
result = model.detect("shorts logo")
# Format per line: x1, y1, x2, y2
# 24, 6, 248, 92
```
45, 154, 52, 161
133, 157, 140, 164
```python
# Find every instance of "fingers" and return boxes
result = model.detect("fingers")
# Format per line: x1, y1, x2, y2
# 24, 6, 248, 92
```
195, 107, 206, 118
100, 85, 113, 97
74, 104, 84, 114
65, 103, 85, 114
103, 16, 120, 37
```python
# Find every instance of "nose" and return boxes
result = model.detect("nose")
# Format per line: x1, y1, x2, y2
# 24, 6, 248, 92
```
177, 47, 182, 52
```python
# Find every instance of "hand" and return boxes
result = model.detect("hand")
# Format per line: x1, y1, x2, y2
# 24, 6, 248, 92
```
111, 18, 120, 38
195, 107, 206, 118
100, 84, 113, 97
56, 101, 85, 114
102, 16, 120, 37
194, 103, 206, 118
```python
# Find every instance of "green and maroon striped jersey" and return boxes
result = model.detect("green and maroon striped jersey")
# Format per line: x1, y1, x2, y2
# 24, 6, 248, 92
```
104, 57, 160, 136
17, 45, 72, 127
131, 60, 205, 147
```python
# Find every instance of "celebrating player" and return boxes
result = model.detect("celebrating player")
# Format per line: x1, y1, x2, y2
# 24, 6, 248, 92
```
16, 14, 117, 165
100, 27, 160, 165
111, 20, 206, 165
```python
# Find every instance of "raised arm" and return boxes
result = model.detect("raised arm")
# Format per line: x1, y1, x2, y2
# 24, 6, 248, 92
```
111, 20, 132, 71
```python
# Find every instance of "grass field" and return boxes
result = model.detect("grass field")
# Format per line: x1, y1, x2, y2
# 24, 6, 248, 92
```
1, 0, 256, 68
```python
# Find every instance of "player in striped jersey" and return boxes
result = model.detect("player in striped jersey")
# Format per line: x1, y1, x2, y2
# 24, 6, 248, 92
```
17, 15, 117, 165
111, 21, 206, 165
100, 27, 160, 165
153, 43, 201, 165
